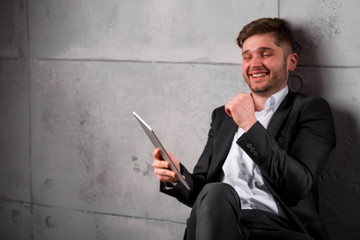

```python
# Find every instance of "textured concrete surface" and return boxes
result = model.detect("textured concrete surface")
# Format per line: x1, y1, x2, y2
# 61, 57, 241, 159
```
28, 0, 277, 63
1, 0, 360, 240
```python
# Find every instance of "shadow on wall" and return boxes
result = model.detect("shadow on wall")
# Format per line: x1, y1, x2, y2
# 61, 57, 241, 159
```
289, 27, 360, 240
321, 108, 360, 240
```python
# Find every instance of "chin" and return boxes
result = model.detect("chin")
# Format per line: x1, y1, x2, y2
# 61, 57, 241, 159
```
250, 84, 271, 93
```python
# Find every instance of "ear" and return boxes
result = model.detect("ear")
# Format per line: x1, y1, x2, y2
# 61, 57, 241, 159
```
288, 53, 298, 72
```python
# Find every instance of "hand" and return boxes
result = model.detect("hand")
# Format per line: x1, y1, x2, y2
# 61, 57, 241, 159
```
152, 148, 182, 183
225, 92, 257, 131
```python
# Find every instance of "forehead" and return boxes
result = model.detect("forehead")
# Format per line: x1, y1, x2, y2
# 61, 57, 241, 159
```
242, 33, 283, 53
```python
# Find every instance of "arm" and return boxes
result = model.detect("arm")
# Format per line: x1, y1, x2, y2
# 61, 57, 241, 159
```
237, 97, 336, 203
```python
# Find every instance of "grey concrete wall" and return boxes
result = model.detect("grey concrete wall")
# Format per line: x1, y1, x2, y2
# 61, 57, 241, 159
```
0, 0, 359, 239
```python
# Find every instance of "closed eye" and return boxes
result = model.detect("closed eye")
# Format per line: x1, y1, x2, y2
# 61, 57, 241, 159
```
243, 55, 252, 61
262, 52, 272, 57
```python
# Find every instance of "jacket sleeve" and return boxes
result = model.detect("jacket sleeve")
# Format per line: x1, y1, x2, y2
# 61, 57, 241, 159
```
237, 97, 336, 203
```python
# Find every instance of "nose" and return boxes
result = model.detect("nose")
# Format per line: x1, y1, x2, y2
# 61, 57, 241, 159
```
250, 55, 262, 67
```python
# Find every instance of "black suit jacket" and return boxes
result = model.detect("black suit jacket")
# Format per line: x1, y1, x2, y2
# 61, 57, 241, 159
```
161, 91, 336, 240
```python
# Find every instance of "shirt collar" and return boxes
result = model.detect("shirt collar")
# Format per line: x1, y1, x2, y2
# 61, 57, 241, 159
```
264, 86, 289, 112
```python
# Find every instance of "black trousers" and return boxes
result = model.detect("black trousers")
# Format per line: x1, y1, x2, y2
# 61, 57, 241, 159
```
185, 182, 313, 240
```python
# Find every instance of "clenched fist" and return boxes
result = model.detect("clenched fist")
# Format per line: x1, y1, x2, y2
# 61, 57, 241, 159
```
225, 92, 257, 131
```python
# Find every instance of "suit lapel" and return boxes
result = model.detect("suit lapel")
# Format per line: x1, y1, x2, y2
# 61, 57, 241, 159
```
207, 115, 238, 182
267, 91, 295, 138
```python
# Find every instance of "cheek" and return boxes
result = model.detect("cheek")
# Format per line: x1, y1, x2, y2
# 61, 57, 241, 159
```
242, 63, 249, 74
264, 61, 281, 73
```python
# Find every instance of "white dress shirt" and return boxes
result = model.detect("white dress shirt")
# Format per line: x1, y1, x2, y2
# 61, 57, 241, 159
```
222, 86, 289, 217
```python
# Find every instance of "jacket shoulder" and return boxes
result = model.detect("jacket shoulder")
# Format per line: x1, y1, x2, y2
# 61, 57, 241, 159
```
291, 91, 330, 105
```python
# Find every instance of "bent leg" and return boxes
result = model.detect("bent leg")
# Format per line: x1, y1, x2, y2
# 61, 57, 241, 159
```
186, 183, 243, 240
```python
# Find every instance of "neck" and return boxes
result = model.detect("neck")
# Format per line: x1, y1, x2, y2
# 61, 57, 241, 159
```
251, 92, 270, 111
251, 85, 287, 111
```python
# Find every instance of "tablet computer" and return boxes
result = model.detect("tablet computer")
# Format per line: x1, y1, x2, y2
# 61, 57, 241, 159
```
133, 111, 191, 190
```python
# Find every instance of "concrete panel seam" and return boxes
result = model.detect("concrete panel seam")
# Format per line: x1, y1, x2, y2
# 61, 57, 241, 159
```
0, 199, 186, 225
32, 57, 241, 67
76, 207, 187, 225
26, 1, 34, 238
278, 0, 280, 18
0, 198, 32, 205
0, 56, 20, 60
29, 58, 360, 69
297, 65, 360, 69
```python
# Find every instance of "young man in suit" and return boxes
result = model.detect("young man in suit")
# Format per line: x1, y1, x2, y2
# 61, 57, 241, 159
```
152, 18, 336, 240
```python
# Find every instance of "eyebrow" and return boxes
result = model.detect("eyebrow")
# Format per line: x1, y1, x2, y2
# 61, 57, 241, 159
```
242, 47, 274, 56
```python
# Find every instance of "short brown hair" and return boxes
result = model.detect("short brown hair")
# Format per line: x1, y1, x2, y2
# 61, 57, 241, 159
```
237, 18, 294, 53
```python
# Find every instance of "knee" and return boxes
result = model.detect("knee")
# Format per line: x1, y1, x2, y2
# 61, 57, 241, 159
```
197, 183, 240, 207
201, 182, 234, 195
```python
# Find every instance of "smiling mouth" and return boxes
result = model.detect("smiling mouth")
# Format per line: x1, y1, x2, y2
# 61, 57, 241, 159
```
250, 73, 268, 79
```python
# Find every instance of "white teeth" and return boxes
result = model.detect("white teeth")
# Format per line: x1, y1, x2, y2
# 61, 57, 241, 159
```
252, 73, 266, 78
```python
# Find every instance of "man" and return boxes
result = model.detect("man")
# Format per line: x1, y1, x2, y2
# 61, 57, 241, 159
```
152, 18, 336, 240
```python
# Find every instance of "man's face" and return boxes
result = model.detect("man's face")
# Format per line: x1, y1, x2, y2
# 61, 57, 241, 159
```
241, 33, 297, 96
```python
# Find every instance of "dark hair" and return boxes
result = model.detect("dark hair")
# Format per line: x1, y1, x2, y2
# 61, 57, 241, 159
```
237, 18, 294, 53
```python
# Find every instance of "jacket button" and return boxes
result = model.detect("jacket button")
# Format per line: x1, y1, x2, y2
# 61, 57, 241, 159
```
246, 143, 252, 149
250, 147, 256, 153
253, 151, 259, 157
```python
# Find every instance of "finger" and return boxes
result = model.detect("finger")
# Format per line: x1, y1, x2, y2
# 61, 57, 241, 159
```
152, 159, 170, 169
158, 168, 176, 179
225, 104, 232, 117
154, 168, 177, 181
152, 148, 163, 160
157, 175, 177, 183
